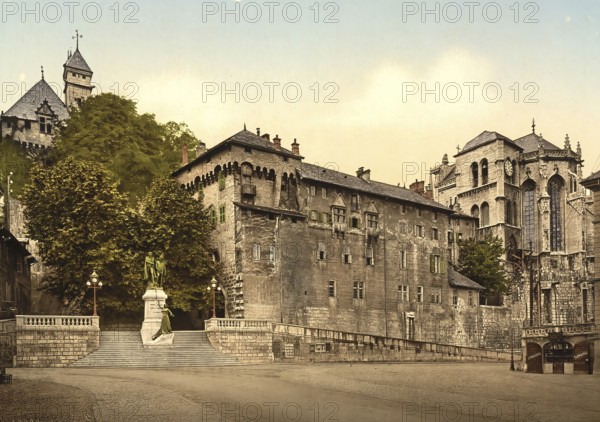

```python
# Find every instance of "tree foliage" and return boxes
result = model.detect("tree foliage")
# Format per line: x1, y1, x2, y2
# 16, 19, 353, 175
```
457, 233, 509, 299
52, 94, 200, 203
22, 157, 143, 314
138, 178, 216, 311
0, 139, 34, 196
22, 160, 216, 318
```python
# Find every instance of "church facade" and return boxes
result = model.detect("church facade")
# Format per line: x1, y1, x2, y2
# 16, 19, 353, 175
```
431, 123, 595, 373
173, 129, 486, 347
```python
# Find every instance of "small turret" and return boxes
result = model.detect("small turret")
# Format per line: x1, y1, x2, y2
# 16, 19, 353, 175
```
63, 30, 93, 109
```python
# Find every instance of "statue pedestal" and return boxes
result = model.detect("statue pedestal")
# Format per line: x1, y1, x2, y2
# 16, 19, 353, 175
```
140, 287, 173, 347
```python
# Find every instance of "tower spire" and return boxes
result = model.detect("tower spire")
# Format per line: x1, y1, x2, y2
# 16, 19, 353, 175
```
532, 118, 536, 134
41, 66, 44, 80
73, 30, 83, 50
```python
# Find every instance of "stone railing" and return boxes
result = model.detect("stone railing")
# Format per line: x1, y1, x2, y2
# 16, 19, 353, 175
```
16, 315, 99, 331
274, 323, 518, 363
15, 315, 100, 367
522, 323, 594, 337
205, 318, 271, 332
204, 318, 273, 363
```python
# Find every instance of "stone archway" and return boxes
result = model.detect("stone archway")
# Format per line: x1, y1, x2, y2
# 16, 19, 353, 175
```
526, 343, 542, 373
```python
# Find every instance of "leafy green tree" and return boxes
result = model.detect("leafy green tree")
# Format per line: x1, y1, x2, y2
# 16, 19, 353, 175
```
0, 139, 34, 196
22, 157, 144, 314
457, 233, 509, 302
52, 94, 200, 203
137, 178, 216, 311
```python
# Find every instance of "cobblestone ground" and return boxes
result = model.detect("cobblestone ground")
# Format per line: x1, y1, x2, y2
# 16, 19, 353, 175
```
0, 363, 598, 422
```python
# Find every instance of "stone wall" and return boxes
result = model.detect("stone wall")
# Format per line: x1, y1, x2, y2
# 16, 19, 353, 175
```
273, 323, 517, 364
15, 315, 99, 368
205, 318, 273, 364
479, 305, 522, 349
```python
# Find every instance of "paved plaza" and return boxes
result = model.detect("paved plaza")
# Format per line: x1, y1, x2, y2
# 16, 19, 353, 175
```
1, 362, 598, 422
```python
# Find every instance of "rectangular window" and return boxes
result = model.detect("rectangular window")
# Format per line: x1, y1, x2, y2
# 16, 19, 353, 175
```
414, 225, 424, 238
366, 247, 374, 266
417, 286, 423, 303
366, 213, 378, 229
452, 289, 458, 306
399, 250, 407, 269
343, 246, 352, 264
431, 228, 439, 240
448, 231, 454, 243
430, 254, 441, 273
350, 194, 359, 211
430, 288, 441, 304
219, 205, 226, 223
210, 209, 217, 226
351, 217, 360, 229
401, 204, 407, 214
269, 246, 276, 263
328, 280, 336, 298
398, 285, 409, 302
333, 207, 346, 224
468, 291, 474, 307
24, 121, 31, 130
417, 208, 423, 217
317, 242, 327, 261
321, 187, 327, 199
353, 281, 364, 299
399, 222, 407, 234
310, 186, 316, 196
310, 210, 318, 221
252, 244, 261, 261
325, 213, 332, 224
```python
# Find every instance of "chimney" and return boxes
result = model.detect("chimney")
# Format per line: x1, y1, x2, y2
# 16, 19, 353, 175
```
195, 141, 206, 157
356, 167, 370, 181
273, 134, 281, 150
256, 128, 261, 137
181, 143, 189, 165
409, 180, 425, 195
291, 138, 300, 155
261, 133, 270, 142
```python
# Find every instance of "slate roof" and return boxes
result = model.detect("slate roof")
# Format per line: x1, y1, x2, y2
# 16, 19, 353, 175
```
3, 79, 68, 121
298, 162, 452, 212
458, 131, 520, 156
513, 132, 561, 154
173, 129, 300, 176
64, 49, 92, 73
582, 169, 600, 185
448, 267, 484, 290
441, 165, 456, 182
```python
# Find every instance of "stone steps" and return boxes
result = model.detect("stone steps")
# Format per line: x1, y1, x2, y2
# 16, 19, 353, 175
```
71, 331, 243, 367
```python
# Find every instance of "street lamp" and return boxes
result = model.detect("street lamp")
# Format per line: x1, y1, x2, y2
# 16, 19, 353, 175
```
207, 277, 221, 318
6, 172, 13, 231
86, 270, 102, 316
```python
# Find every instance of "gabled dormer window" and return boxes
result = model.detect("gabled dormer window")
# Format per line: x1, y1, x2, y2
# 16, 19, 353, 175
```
366, 213, 378, 229
332, 207, 346, 224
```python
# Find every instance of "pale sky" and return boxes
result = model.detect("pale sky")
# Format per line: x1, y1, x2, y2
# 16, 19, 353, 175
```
2, 0, 599, 185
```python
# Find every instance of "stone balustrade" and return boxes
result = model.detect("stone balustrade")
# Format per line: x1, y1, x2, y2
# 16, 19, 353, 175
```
523, 323, 594, 337
205, 318, 271, 332
16, 315, 99, 330
15, 315, 100, 367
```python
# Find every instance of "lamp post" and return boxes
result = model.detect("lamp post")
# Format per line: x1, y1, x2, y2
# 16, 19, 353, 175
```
207, 277, 221, 318
86, 270, 102, 316
510, 326, 515, 371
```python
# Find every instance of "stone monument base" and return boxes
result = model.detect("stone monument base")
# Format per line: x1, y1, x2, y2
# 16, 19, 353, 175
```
140, 287, 174, 347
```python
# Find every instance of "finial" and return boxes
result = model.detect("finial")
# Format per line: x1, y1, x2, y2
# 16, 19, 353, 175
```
41, 66, 44, 80
532, 118, 536, 134
73, 30, 83, 50
577, 141, 582, 156
456, 144, 460, 154
244, 122, 246, 131
564, 134, 571, 150
442, 153, 449, 165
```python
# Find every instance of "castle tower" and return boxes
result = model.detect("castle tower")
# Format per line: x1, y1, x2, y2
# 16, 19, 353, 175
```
63, 31, 93, 109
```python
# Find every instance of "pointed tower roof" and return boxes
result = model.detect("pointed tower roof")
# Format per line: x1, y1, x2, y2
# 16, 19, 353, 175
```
64, 48, 92, 74
4, 79, 68, 121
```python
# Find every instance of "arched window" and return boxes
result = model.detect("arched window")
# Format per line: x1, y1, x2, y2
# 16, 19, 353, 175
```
471, 162, 479, 188
471, 205, 479, 218
549, 177, 564, 251
481, 159, 489, 185
480, 202, 490, 226
522, 180, 536, 250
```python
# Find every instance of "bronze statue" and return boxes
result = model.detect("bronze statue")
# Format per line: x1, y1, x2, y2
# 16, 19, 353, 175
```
144, 252, 157, 288
155, 254, 167, 287
152, 302, 174, 340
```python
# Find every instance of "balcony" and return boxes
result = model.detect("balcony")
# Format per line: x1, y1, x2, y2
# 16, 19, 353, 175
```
241, 184, 256, 196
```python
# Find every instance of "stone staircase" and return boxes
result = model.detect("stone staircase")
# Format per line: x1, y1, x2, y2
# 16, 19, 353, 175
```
71, 331, 243, 368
